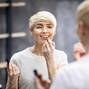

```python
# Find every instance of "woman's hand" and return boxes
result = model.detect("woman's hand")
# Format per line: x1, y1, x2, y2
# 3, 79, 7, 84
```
6, 63, 20, 89
42, 39, 55, 59
42, 39, 56, 81
7, 63, 20, 83
8, 63, 20, 77
35, 70, 51, 89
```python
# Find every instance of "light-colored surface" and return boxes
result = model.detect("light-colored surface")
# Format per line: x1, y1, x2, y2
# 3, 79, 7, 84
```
0, 32, 26, 39
0, 62, 7, 69
51, 55, 89, 89
10, 47, 68, 89
0, 2, 26, 8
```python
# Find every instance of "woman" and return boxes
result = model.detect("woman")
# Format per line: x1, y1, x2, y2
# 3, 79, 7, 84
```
6, 11, 68, 89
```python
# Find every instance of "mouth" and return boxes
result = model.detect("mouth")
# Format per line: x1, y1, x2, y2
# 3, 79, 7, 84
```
40, 35, 49, 39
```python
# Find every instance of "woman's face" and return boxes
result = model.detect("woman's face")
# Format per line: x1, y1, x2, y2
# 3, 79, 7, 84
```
31, 20, 56, 44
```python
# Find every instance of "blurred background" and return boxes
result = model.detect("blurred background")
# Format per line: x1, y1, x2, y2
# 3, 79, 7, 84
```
0, 0, 83, 88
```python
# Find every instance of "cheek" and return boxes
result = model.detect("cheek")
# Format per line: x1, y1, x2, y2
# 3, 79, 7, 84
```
49, 30, 55, 37
32, 33, 40, 41
49, 32, 53, 37
32, 29, 41, 37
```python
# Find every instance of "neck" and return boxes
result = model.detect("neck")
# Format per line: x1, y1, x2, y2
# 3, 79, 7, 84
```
32, 42, 44, 56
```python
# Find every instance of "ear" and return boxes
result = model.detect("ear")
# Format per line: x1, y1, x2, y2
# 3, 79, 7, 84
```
29, 27, 34, 36
78, 21, 86, 36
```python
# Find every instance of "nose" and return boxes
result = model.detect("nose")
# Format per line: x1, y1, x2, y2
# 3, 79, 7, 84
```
42, 27, 48, 33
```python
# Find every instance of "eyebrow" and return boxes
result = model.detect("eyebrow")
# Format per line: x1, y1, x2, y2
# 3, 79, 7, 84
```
36, 23, 43, 26
35, 22, 54, 27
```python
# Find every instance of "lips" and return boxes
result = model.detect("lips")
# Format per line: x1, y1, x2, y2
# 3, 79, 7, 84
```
40, 34, 49, 37
40, 35, 48, 37
40, 35, 49, 40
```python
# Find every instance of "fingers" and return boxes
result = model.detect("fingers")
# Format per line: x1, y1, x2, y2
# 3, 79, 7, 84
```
74, 42, 86, 60
44, 80, 51, 89
74, 42, 86, 53
47, 39, 55, 50
41, 79, 51, 87
8, 63, 20, 77
35, 72, 51, 89
42, 39, 55, 54
35, 71, 51, 87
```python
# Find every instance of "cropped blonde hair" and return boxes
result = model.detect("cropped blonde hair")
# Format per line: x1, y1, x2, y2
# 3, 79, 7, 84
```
29, 11, 57, 30
77, 1, 89, 25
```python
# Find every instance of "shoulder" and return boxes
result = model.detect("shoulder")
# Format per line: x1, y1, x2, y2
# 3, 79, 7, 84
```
54, 49, 68, 64
54, 49, 67, 58
10, 47, 32, 68
11, 48, 28, 58
56, 59, 89, 80
10, 47, 31, 62
51, 61, 88, 89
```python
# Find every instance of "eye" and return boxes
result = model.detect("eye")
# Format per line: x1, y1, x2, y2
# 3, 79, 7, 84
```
36, 25, 43, 29
35, 24, 43, 29
47, 25, 53, 29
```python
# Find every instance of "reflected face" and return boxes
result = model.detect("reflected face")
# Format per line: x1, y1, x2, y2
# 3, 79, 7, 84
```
76, 21, 88, 48
31, 20, 56, 44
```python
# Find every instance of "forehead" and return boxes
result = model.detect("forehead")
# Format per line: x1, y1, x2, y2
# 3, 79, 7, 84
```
35, 20, 54, 26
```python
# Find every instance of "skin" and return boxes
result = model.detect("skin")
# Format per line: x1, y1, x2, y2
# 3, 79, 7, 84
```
6, 20, 57, 89
6, 63, 20, 89
31, 20, 57, 81
31, 20, 55, 54
73, 42, 86, 61
35, 9, 89, 89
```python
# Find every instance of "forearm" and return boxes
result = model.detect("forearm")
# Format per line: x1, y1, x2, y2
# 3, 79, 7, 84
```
6, 75, 19, 89
44, 53, 57, 82
47, 59, 56, 81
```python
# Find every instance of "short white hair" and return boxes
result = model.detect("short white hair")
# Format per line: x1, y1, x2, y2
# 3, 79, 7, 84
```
77, 1, 89, 25
29, 11, 57, 29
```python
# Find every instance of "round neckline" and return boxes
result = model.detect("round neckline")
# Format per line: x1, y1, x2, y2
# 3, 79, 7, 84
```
28, 47, 44, 58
